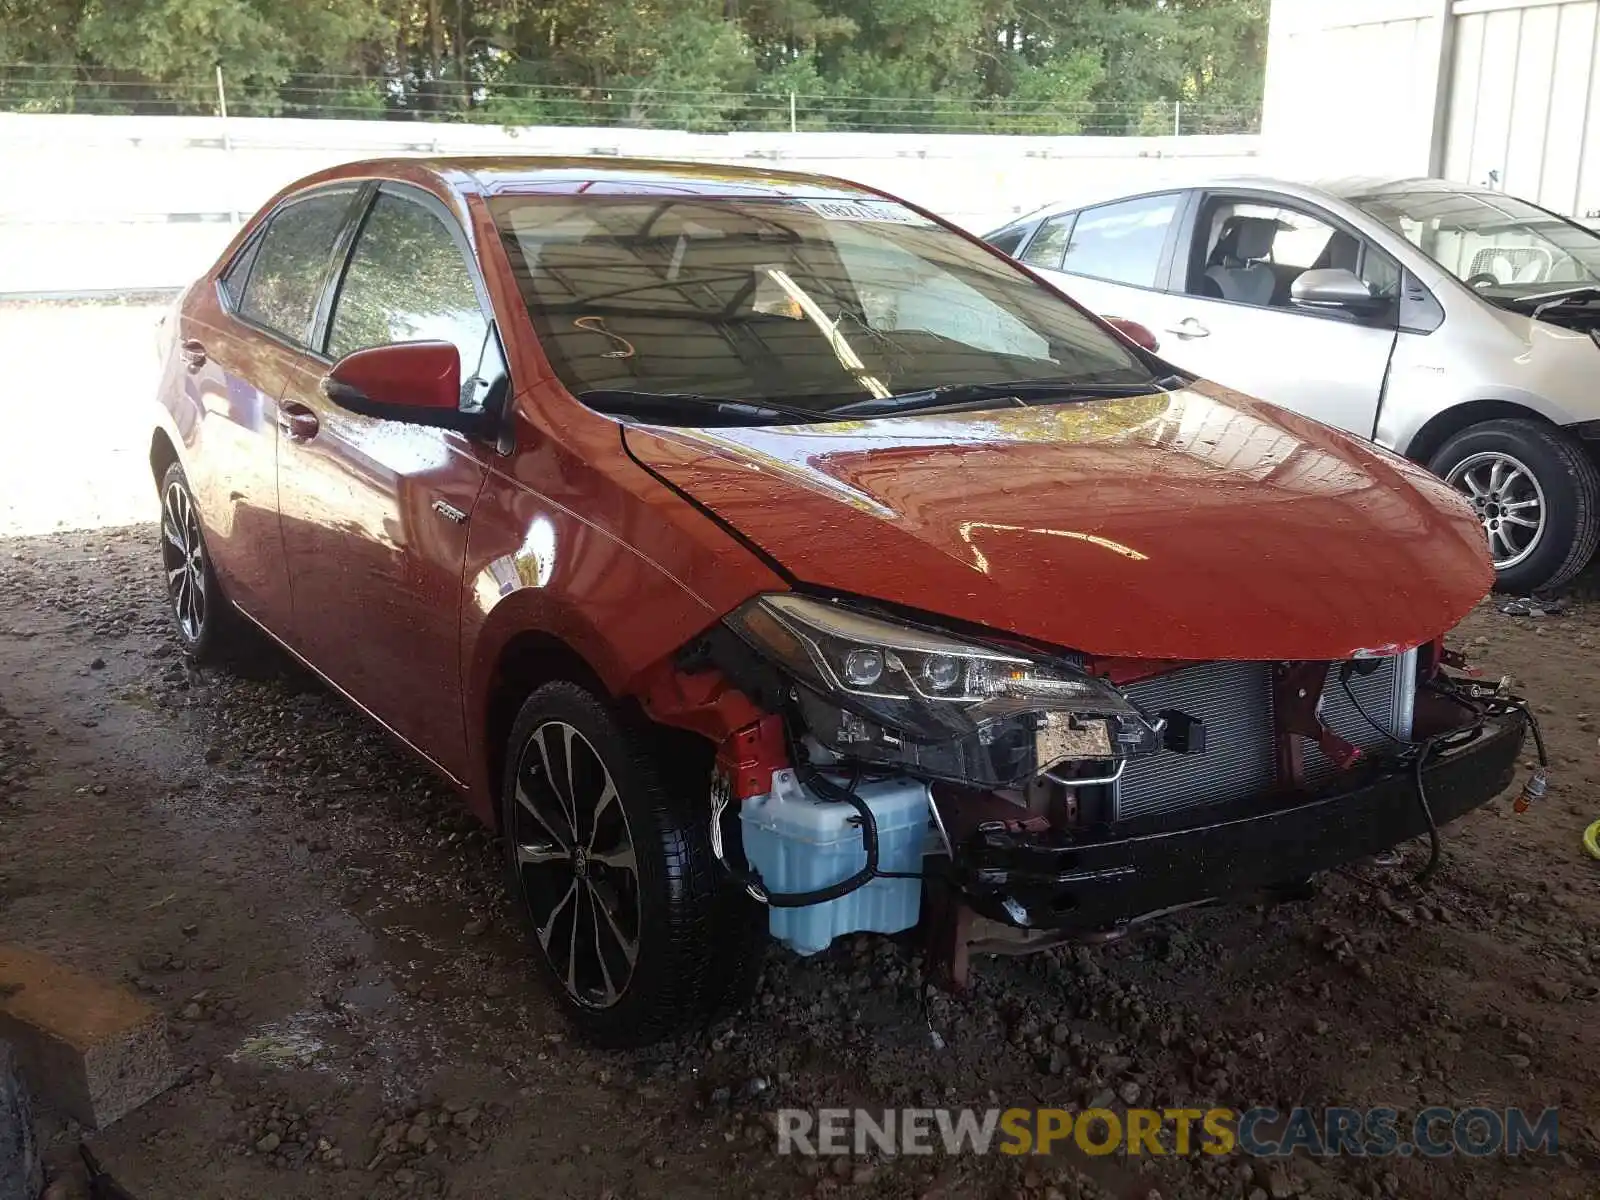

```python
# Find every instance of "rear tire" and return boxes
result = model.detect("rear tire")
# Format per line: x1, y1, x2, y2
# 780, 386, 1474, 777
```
499, 681, 763, 1047
158, 461, 240, 662
1428, 418, 1600, 593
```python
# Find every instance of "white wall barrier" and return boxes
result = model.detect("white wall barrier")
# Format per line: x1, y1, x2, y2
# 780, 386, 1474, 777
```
0, 113, 1265, 294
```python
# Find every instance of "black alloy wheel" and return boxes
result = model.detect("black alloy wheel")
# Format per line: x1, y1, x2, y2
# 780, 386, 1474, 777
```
500, 681, 764, 1046
511, 717, 642, 1010
158, 461, 236, 660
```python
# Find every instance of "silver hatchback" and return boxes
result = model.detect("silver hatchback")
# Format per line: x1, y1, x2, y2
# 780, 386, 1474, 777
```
987, 175, 1600, 592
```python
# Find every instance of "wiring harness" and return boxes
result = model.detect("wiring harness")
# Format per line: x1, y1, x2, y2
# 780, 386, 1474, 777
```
1339, 664, 1547, 885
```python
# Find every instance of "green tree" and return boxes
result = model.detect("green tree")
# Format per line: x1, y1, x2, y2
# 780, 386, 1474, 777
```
0, 0, 1268, 130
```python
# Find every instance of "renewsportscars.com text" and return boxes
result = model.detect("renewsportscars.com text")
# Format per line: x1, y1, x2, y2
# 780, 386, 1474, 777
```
775, 1106, 1560, 1158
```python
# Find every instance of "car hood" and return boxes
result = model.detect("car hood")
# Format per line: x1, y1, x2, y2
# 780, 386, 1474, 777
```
623, 383, 1493, 661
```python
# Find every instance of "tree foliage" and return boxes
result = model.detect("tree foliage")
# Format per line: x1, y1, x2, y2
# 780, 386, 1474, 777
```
0, 0, 1267, 131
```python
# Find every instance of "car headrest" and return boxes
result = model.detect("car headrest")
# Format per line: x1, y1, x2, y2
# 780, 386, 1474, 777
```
1226, 216, 1279, 262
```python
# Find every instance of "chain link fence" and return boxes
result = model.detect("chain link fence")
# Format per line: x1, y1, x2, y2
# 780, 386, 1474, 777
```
0, 63, 1261, 137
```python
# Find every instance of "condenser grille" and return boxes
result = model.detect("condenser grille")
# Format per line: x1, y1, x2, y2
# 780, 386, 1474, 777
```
1305, 650, 1417, 784
1115, 661, 1277, 821
1113, 652, 1416, 821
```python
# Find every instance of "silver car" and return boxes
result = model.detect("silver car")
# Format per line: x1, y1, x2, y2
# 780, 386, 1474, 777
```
986, 176, 1600, 592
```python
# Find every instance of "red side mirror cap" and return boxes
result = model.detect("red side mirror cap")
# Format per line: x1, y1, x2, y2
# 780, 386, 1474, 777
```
320, 341, 492, 436
1102, 316, 1160, 354
323, 340, 462, 412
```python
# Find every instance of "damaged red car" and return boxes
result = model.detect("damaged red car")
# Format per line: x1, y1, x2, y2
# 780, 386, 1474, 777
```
152, 157, 1538, 1047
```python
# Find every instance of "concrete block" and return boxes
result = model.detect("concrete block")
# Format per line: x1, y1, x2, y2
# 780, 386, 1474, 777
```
0, 945, 176, 1128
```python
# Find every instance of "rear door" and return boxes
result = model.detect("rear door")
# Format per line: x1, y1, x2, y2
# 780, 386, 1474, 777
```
274, 183, 501, 782
178, 184, 362, 633
1152, 192, 1401, 437
1021, 192, 1193, 338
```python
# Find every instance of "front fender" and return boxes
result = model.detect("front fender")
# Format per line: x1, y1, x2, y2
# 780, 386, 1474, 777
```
457, 474, 776, 811
1379, 310, 1596, 454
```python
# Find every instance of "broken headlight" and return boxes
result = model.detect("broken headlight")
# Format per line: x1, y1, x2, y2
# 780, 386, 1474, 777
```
723, 594, 1163, 787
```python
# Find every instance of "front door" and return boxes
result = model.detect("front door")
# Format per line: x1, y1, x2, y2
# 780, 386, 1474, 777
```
1150, 195, 1401, 439
275, 185, 503, 782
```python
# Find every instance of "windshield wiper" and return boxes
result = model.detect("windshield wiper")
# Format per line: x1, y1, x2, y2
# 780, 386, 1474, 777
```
1503, 284, 1600, 309
827, 376, 1181, 419
577, 389, 822, 426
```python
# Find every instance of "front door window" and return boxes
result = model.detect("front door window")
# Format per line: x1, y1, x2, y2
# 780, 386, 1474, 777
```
1189, 200, 1399, 311
328, 191, 505, 410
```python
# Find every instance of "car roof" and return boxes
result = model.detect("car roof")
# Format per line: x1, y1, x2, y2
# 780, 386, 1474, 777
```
995, 173, 1502, 231
1314, 175, 1499, 200
299, 155, 890, 203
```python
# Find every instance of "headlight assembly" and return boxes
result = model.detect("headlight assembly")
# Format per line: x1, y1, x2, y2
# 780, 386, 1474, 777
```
723, 593, 1163, 788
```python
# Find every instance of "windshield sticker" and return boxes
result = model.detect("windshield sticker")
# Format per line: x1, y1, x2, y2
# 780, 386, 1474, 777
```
800, 199, 935, 225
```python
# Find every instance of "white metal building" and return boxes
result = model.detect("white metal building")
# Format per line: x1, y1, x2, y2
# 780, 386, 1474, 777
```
1264, 0, 1600, 218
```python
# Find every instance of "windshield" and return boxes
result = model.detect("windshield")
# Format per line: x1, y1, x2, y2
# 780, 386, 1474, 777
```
489, 195, 1158, 423
1350, 187, 1600, 298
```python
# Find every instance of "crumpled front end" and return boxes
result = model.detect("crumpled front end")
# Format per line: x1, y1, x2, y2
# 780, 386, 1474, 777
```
622, 387, 1527, 977
670, 598, 1531, 982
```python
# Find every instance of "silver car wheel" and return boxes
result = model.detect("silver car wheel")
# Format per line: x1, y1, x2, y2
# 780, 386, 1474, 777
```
512, 720, 641, 1010
160, 480, 207, 642
1445, 450, 1546, 571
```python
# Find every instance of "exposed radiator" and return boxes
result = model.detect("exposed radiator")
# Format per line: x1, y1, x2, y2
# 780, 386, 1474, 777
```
1113, 652, 1417, 821
1305, 650, 1416, 785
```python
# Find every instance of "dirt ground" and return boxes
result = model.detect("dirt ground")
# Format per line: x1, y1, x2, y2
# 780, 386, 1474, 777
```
3, 302, 1600, 1200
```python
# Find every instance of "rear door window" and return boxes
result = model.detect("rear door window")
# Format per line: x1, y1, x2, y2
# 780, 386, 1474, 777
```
1060, 193, 1183, 288
238, 189, 357, 345
985, 225, 1029, 256
220, 238, 260, 307
1019, 213, 1076, 270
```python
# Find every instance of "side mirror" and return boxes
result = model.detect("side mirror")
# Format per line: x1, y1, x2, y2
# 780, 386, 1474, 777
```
1290, 268, 1388, 317
1101, 315, 1160, 353
321, 341, 491, 435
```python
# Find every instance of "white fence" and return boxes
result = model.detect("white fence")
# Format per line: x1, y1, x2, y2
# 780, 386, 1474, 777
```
0, 113, 1264, 295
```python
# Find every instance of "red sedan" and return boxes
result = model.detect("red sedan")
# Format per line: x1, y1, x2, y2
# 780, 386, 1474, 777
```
152, 156, 1531, 1046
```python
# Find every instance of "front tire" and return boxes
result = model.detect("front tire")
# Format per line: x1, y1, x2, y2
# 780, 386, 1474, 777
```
1429, 418, 1600, 593
500, 681, 762, 1047
158, 461, 238, 661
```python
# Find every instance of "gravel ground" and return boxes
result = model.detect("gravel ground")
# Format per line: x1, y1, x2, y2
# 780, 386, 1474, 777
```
2, 303, 1600, 1200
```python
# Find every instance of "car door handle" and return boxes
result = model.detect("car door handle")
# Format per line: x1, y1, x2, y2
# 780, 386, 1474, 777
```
1165, 318, 1211, 340
277, 401, 320, 441
180, 339, 208, 370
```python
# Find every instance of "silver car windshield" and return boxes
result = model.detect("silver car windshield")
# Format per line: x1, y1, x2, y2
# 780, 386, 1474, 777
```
489, 195, 1157, 421
1351, 188, 1600, 296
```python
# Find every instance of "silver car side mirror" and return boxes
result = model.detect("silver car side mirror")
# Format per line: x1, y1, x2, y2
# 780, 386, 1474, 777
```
1290, 268, 1388, 316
